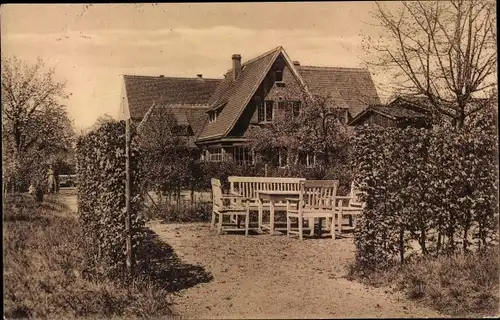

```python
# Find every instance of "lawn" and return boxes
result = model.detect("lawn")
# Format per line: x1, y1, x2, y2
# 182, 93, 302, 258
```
3, 193, 174, 319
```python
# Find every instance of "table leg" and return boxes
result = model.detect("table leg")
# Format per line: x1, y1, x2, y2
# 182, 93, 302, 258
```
269, 199, 275, 235
258, 199, 263, 232
318, 218, 323, 237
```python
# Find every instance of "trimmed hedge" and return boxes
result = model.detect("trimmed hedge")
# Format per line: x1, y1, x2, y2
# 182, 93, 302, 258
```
163, 161, 353, 195
351, 126, 499, 272
76, 121, 145, 279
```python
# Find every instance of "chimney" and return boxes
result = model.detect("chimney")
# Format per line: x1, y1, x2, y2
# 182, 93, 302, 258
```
197, 74, 203, 79
293, 61, 300, 67
232, 54, 241, 80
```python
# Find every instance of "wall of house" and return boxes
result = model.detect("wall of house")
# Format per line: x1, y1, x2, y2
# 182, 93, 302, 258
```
357, 113, 397, 127
355, 112, 431, 129
229, 54, 304, 138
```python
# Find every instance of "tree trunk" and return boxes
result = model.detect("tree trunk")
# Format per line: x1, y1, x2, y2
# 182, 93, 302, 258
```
437, 231, 442, 255
463, 227, 469, 252
419, 226, 428, 255
477, 220, 483, 251
399, 228, 405, 264
455, 103, 466, 129
448, 227, 455, 253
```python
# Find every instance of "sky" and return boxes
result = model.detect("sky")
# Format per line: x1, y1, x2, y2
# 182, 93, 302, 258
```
1, 2, 391, 131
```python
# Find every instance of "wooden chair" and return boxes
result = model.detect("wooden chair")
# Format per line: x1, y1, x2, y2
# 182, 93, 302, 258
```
333, 181, 366, 235
286, 180, 339, 240
211, 178, 251, 235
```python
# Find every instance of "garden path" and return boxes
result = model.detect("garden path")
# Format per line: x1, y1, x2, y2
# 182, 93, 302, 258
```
150, 222, 445, 319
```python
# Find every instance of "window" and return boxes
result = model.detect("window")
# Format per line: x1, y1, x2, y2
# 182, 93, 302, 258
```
209, 110, 220, 123
271, 148, 288, 167
279, 149, 288, 167
258, 100, 274, 122
275, 69, 283, 82
172, 125, 190, 136
209, 147, 223, 162
299, 152, 316, 167
338, 109, 348, 125
293, 101, 300, 118
234, 146, 253, 164
277, 101, 301, 119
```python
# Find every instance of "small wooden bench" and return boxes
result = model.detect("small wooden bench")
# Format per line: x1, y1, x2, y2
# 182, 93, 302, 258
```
227, 176, 306, 232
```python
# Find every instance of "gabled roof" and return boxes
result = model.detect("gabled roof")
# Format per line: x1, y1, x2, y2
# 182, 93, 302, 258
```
390, 96, 432, 112
348, 104, 429, 125
123, 75, 221, 119
198, 46, 284, 141
370, 105, 429, 119
298, 66, 380, 118
197, 47, 381, 141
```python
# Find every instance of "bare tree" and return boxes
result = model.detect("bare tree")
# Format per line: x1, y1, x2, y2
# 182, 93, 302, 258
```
365, 0, 497, 129
1, 56, 74, 190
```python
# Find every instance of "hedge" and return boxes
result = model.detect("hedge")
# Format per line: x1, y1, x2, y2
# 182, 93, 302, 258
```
142, 159, 353, 199
351, 126, 499, 272
76, 121, 145, 279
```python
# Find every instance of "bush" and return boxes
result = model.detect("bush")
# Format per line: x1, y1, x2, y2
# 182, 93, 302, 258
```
76, 120, 145, 279
351, 126, 499, 272
144, 199, 212, 223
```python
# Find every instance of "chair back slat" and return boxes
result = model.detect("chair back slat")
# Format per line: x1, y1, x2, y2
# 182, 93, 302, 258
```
300, 180, 339, 209
228, 176, 305, 201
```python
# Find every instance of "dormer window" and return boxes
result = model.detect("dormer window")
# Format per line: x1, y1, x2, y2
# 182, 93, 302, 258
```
275, 69, 283, 82
209, 110, 220, 123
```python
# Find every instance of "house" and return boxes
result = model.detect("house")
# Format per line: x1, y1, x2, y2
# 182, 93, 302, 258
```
119, 46, 381, 163
348, 96, 433, 129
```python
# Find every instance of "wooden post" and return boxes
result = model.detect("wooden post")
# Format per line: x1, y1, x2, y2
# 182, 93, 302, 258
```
125, 118, 133, 276
2, 179, 7, 212
265, 164, 268, 177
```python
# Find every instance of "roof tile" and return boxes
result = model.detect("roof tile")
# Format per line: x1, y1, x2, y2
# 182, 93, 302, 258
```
124, 75, 221, 119
298, 66, 380, 118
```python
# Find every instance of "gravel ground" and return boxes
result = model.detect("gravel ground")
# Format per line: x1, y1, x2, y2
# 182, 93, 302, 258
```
149, 221, 445, 319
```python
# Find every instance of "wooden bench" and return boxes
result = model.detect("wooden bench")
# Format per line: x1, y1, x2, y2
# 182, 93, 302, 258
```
227, 176, 306, 233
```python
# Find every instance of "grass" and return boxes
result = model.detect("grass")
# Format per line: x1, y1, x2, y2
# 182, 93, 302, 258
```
3, 193, 174, 319
346, 247, 500, 317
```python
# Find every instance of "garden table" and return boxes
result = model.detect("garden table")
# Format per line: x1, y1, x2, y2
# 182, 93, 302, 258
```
256, 190, 301, 235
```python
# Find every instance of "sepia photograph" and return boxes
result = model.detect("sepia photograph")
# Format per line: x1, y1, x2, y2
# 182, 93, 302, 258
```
1, 2, 498, 319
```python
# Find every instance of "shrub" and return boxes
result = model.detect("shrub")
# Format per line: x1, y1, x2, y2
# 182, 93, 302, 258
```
76, 120, 145, 279
144, 198, 212, 223
351, 126, 499, 272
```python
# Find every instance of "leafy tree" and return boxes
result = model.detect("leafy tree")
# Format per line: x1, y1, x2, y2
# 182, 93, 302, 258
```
247, 92, 349, 166
1, 56, 75, 191
365, 0, 497, 129
137, 104, 199, 201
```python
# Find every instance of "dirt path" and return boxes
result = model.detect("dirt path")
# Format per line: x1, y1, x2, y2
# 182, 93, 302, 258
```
149, 221, 445, 319
57, 187, 78, 213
